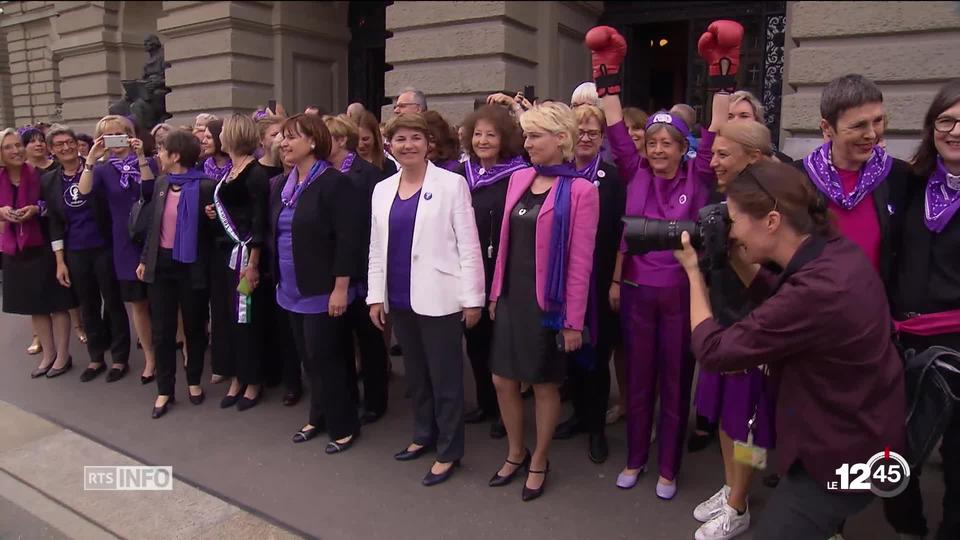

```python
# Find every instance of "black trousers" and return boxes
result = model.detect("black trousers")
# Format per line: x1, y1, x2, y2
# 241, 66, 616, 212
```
883, 334, 960, 539
392, 309, 465, 463
65, 247, 130, 365
463, 308, 500, 416
288, 310, 359, 440
149, 249, 209, 396
568, 321, 613, 434
345, 296, 389, 415
256, 276, 300, 391
755, 463, 873, 540
209, 246, 268, 385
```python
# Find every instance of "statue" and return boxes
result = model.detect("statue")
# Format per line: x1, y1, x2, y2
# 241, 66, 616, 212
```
108, 34, 172, 131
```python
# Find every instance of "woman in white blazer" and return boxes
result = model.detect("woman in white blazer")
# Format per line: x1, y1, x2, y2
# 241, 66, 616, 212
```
368, 113, 485, 487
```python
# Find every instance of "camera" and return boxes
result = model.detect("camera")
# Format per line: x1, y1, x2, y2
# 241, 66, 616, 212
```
622, 203, 730, 272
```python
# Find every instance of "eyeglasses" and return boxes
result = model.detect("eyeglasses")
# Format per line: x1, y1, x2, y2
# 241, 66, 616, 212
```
934, 116, 960, 133
51, 140, 77, 149
578, 130, 602, 140
395, 102, 419, 109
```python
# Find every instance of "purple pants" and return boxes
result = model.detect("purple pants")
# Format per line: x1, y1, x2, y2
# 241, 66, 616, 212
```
694, 368, 777, 449
621, 282, 695, 480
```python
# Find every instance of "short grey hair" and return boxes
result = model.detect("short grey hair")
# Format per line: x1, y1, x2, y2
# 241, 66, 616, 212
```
400, 87, 428, 111
46, 124, 76, 143
820, 74, 883, 128
570, 82, 598, 107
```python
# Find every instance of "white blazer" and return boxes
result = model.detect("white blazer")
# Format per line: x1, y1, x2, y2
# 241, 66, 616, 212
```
367, 161, 485, 316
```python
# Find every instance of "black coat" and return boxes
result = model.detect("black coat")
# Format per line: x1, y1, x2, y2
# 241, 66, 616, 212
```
41, 165, 112, 249
210, 161, 271, 251
344, 156, 384, 284
593, 161, 627, 292
454, 162, 511, 293
267, 166, 365, 296
139, 174, 216, 289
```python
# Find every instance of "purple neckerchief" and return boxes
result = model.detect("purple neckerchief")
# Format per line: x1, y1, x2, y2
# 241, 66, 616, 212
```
214, 173, 254, 323
803, 142, 892, 210
109, 155, 140, 190
576, 154, 602, 182
166, 169, 206, 264
338, 152, 356, 174
465, 155, 528, 191
925, 158, 960, 233
0, 164, 44, 255
535, 162, 579, 330
281, 160, 329, 208
203, 156, 232, 181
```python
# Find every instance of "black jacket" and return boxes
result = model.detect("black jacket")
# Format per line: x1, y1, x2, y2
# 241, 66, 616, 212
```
210, 161, 271, 251
594, 161, 626, 293
344, 156, 384, 284
40, 165, 112, 249
267, 167, 365, 296
794, 157, 910, 288
454, 162, 510, 293
140, 175, 216, 289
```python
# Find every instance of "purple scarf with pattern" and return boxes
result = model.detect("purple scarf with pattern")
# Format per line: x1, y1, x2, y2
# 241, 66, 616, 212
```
203, 157, 232, 181
803, 141, 892, 210
925, 158, 960, 233
109, 155, 141, 189
464, 155, 528, 191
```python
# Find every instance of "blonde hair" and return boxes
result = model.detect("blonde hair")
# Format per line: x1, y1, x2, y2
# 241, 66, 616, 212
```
323, 114, 359, 151
623, 107, 649, 130
571, 81, 599, 107
574, 104, 607, 133
520, 102, 578, 161
717, 120, 773, 157
151, 123, 175, 138
730, 90, 765, 121
669, 104, 696, 129
0, 128, 18, 168
94, 115, 136, 138
385, 112, 430, 141
194, 113, 218, 128
221, 113, 260, 156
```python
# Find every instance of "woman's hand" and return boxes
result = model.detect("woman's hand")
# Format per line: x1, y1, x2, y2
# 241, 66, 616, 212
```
329, 287, 348, 318
17, 205, 38, 221
204, 204, 217, 220
0, 206, 19, 223
609, 282, 621, 312
243, 265, 260, 291
673, 231, 700, 273
86, 137, 107, 163
561, 328, 583, 353
463, 307, 481, 329
56, 261, 71, 288
129, 137, 145, 157
369, 303, 386, 330
488, 300, 497, 321
486, 93, 516, 107
136, 263, 146, 282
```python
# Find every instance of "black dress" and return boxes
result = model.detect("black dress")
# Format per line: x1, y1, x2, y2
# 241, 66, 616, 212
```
2, 184, 77, 315
490, 187, 565, 384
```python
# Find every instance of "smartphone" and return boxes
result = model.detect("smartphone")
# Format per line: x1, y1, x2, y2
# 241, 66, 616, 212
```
523, 85, 536, 100
103, 134, 129, 148
555, 327, 591, 351
268, 99, 277, 112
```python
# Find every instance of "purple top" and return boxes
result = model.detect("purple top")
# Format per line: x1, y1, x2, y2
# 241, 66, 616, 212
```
386, 189, 421, 311
608, 120, 715, 287
92, 157, 158, 281
435, 159, 461, 173
61, 168, 105, 251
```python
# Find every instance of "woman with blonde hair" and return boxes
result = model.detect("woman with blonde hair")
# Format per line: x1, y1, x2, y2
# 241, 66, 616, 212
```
78, 115, 158, 383
487, 103, 599, 500
357, 111, 397, 178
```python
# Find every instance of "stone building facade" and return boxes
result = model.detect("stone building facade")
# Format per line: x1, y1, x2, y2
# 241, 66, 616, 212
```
1, 1, 959, 160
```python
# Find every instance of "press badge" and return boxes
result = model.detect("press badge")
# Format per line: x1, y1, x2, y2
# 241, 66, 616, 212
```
733, 416, 767, 470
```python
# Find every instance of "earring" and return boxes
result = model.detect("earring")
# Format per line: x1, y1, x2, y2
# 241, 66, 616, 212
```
310, 145, 315, 150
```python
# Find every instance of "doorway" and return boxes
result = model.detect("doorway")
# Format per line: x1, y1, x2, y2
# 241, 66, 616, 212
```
625, 21, 690, 114
348, 2, 391, 119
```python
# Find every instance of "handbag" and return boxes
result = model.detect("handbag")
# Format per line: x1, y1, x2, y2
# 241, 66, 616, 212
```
127, 177, 153, 245
903, 346, 960, 470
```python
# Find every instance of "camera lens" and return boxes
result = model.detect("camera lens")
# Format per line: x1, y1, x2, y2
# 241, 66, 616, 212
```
622, 218, 701, 254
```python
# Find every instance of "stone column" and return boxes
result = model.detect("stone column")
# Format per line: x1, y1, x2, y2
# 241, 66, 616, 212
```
0, 30, 14, 127
0, 1, 61, 127
383, 1, 601, 125
780, 1, 960, 160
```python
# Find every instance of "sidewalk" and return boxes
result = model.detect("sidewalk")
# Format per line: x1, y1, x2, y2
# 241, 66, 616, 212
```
0, 400, 300, 540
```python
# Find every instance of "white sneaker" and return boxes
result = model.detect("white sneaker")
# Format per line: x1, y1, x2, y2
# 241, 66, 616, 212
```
693, 485, 731, 522
694, 503, 749, 540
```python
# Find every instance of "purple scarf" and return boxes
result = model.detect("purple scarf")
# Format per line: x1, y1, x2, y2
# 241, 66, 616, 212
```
925, 158, 960, 233
803, 141, 892, 210
576, 154, 602, 182
535, 162, 578, 330
465, 155, 528, 191
109, 155, 141, 190
0, 165, 44, 255
166, 169, 206, 263
203, 156, 232, 181
281, 160, 330, 208
338, 152, 356, 174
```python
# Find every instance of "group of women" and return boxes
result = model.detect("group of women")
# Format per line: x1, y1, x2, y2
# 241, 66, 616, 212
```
1, 18, 957, 540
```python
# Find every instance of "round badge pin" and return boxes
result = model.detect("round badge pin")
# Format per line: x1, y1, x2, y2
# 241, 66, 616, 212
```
679, 194, 688, 205
424, 192, 433, 200
123, 165, 131, 171
478, 168, 486, 176
594, 180, 601, 187
597, 169, 606, 178
518, 208, 527, 216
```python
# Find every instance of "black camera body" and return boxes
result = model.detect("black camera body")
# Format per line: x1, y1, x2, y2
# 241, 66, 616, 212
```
622, 203, 730, 273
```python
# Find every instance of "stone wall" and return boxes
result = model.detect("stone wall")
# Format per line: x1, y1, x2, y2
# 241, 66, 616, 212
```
780, 1, 960, 160
1, 1, 61, 128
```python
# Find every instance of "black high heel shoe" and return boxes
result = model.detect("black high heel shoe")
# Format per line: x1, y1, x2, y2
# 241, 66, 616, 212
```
521, 461, 550, 502
237, 390, 261, 411
489, 449, 531, 487
422, 460, 460, 486
152, 396, 175, 419
393, 443, 434, 461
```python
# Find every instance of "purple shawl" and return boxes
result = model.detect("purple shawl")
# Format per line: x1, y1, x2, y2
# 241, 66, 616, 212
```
203, 156, 232, 181
0, 165, 44, 255
165, 169, 207, 263
109, 155, 141, 190
464, 155, 528, 191
535, 162, 578, 330
803, 142, 892, 210
925, 158, 960, 233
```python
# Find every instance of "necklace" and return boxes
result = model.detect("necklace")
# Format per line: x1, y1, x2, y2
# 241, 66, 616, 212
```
227, 156, 252, 180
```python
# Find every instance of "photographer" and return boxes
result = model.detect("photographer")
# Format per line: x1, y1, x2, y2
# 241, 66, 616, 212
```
676, 161, 905, 540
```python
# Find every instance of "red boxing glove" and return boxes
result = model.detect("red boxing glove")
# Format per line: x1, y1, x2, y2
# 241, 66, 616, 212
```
697, 20, 743, 92
585, 26, 627, 97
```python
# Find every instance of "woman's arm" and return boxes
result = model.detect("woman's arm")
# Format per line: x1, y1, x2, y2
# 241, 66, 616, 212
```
452, 175, 486, 309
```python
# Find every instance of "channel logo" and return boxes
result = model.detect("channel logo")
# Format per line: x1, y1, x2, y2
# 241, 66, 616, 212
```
83, 466, 174, 491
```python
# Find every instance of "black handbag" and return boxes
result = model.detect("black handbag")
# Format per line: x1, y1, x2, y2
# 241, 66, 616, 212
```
903, 346, 960, 470
127, 178, 153, 245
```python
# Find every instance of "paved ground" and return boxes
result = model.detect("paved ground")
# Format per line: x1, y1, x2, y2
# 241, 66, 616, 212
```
0, 308, 945, 540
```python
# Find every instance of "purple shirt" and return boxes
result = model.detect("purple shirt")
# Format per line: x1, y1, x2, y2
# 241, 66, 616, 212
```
61, 169, 105, 251
275, 203, 356, 314
92, 158, 157, 281
608, 121, 715, 287
386, 189, 421, 311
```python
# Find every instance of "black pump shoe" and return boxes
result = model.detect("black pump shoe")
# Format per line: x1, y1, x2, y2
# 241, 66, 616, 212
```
188, 389, 205, 405
422, 460, 460, 486
489, 449, 531, 487
152, 397, 175, 419
394, 443, 433, 461
521, 461, 550, 502
237, 392, 261, 411
220, 393, 242, 409
80, 363, 106, 382
325, 434, 357, 454
106, 365, 129, 383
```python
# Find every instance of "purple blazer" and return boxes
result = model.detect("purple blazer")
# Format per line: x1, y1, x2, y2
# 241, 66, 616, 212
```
489, 167, 599, 331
